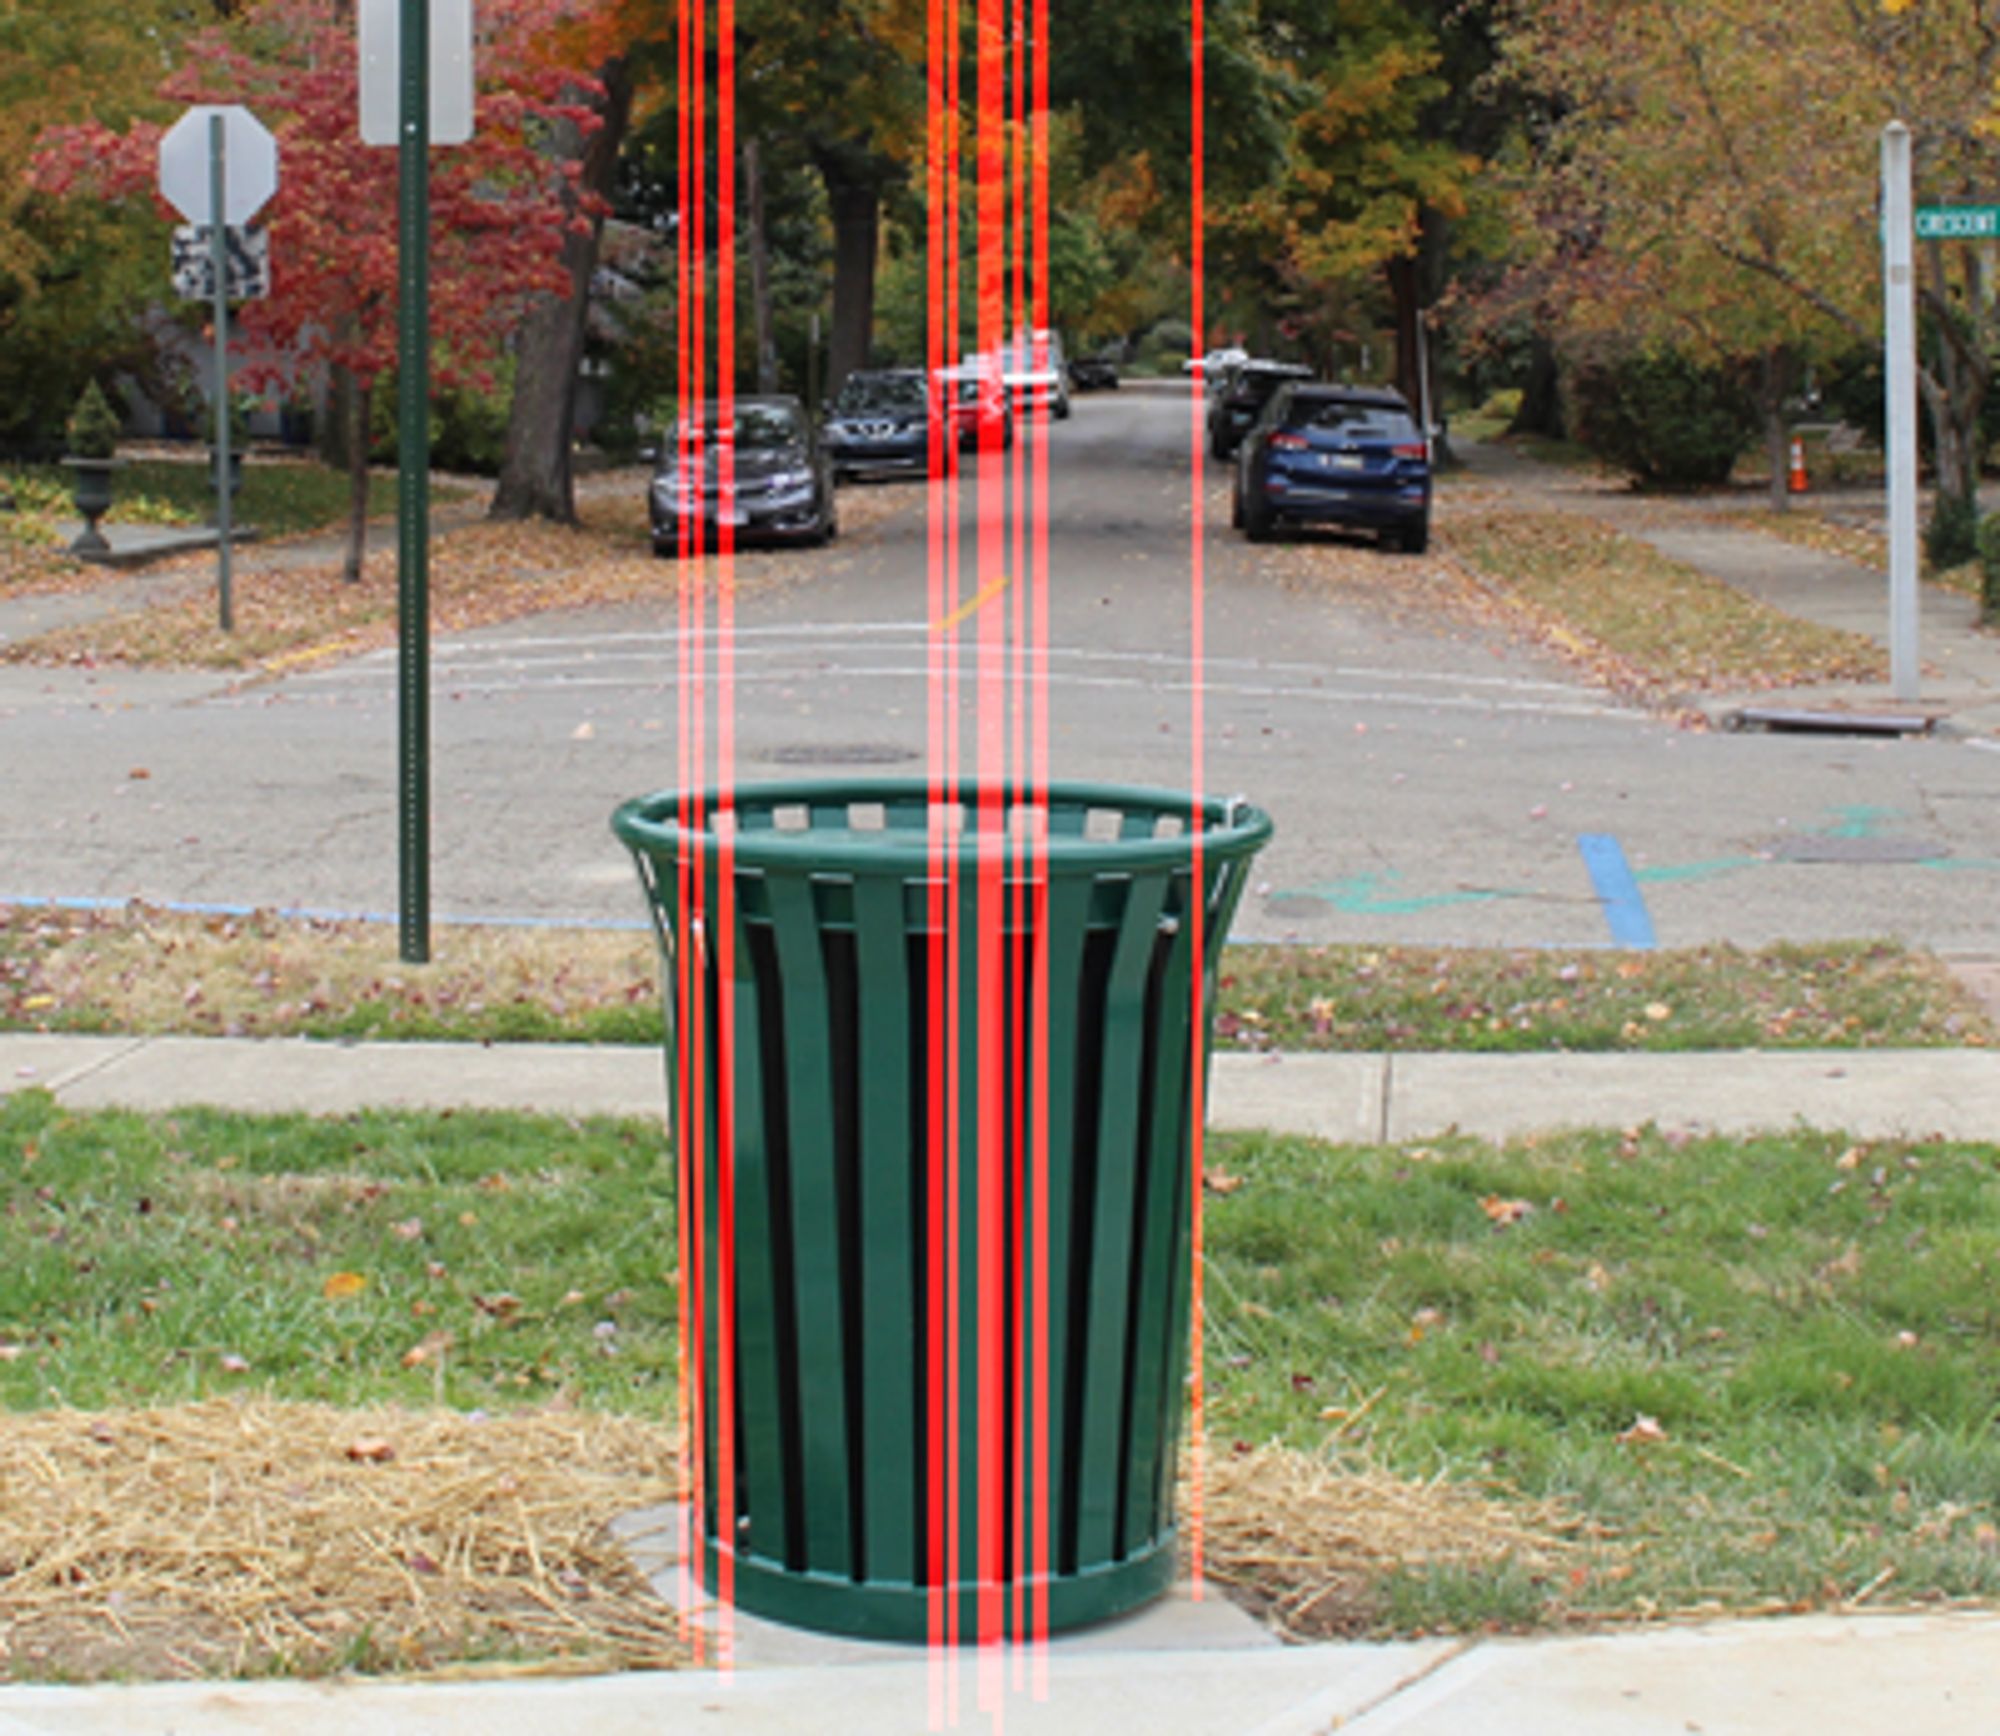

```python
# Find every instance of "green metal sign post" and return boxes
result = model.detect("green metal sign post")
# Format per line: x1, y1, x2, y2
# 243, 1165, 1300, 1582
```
397, 0, 431, 964
209, 115, 234, 635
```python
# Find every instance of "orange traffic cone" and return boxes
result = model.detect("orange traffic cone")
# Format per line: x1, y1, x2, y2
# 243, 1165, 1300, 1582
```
1788, 435, 1808, 494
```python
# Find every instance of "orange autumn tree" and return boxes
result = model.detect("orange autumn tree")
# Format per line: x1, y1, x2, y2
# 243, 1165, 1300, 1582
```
31, 0, 613, 580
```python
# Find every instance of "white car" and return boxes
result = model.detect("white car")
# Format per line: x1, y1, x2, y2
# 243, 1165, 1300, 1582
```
997, 330, 1071, 420
1184, 346, 1248, 386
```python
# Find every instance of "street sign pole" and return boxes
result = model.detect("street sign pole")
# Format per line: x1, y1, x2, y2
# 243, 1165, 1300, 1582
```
1883, 122, 1920, 703
209, 115, 234, 633
398, 0, 431, 964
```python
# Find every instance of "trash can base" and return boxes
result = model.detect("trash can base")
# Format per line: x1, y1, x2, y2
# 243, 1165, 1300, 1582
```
703, 1531, 1180, 1642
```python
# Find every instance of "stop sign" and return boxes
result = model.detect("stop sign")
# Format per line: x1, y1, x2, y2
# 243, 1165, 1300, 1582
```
158, 106, 279, 228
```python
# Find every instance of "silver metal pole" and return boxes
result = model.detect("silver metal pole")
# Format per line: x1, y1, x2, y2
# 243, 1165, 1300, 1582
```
1883, 121, 1919, 702
210, 114, 233, 633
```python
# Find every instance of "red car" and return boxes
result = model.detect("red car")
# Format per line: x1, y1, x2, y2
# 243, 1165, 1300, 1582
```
932, 355, 1016, 452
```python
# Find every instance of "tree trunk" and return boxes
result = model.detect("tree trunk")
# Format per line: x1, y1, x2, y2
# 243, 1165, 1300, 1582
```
343, 376, 372, 584
1919, 246, 1991, 515
1510, 331, 1563, 438
821, 169, 880, 398
489, 59, 635, 525
1386, 254, 1420, 408
744, 137, 779, 395
1762, 346, 1795, 514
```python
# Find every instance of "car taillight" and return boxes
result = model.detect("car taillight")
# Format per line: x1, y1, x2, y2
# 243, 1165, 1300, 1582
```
1269, 432, 1310, 451
1393, 441, 1428, 460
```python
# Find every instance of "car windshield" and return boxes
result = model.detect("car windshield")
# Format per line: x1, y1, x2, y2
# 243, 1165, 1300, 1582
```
836, 376, 927, 414
678, 404, 801, 449
1290, 401, 1417, 441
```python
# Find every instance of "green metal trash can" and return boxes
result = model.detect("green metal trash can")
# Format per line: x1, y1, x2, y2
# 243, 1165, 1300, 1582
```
612, 778, 1271, 1640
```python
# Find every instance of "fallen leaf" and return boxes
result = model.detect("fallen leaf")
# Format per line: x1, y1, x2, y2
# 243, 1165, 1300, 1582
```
1479, 1195, 1534, 1228
322, 1270, 369, 1301
401, 1329, 454, 1369
1615, 1414, 1667, 1445
345, 1437, 396, 1463
218, 1353, 250, 1374
1203, 1169, 1245, 1196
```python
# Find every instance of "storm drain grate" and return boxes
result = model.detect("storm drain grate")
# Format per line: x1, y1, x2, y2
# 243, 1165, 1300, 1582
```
762, 743, 921, 767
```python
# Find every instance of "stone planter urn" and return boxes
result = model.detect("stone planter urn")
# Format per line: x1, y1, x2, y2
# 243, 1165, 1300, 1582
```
64, 457, 122, 554
64, 380, 123, 555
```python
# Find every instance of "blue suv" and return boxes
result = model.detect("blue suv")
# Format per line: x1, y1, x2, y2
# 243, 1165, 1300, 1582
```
1232, 383, 1431, 553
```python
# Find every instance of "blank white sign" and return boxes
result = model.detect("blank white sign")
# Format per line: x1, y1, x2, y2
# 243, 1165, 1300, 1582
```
359, 0, 475, 147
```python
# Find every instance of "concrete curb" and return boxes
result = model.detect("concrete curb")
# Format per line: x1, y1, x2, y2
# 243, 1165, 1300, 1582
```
7, 1033, 2000, 1143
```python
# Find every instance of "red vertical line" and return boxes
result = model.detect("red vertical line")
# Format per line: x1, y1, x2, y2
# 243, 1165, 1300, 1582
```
713, 0, 739, 1669
1025, 0, 1051, 1686
946, 0, 969, 1706
672, 0, 699, 1657
1186, 0, 1208, 1603
924, 0, 950, 1715
1003, 0, 1028, 1678
924, 0, 956, 1720
975, 0, 1008, 1688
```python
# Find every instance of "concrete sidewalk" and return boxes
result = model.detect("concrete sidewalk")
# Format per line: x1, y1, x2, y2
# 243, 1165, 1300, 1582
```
1454, 439, 2000, 738
8, 1030, 2000, 1143
5, 1032, 2000, 1730
0, 1610, 1994, 1734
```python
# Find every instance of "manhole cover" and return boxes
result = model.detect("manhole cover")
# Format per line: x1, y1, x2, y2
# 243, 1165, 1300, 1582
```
1769, 835, 1949, 865
762, 743, 920, 766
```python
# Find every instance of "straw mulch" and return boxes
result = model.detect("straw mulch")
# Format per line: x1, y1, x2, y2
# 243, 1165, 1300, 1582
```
0, 1401, 687, 1682
1199, 1443, 1587, 1638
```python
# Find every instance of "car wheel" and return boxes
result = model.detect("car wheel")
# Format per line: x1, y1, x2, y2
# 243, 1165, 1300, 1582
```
1399, 516, 1430, 555
1054, 393, 1071, 420
1242, 487, 1275, 543
1210, 430, 1229, 462
1230, 481, 1244, 529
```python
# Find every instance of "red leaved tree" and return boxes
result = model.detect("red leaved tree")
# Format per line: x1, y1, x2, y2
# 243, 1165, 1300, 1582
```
31, 0, 611, 580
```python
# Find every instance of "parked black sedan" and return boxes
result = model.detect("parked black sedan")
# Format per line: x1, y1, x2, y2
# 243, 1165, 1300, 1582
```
822, 369, 932, 482
650, 396, 837, 552
1207, 359, 1312, 459
1232, 383, 1431, 552
1069, 351, 1120, 391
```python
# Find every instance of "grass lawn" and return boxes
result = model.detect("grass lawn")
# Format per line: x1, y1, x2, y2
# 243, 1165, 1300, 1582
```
1204, 1122, 2000, 1632
4, 1091, 1997, 1666
2, 904, 1990, 1051
1449, 508, 1888, 697
1, 457, 408, 550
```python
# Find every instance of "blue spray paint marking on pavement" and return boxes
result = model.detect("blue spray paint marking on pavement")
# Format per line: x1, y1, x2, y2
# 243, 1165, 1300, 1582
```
1577, 834, 1657, 949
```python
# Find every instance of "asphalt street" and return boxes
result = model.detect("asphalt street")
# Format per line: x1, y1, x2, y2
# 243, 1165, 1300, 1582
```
6, 386, 2000, 950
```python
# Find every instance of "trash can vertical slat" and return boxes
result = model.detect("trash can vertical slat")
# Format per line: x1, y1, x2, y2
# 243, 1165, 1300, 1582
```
1120, 876, 1197, 1552
766, 871, 854, 1577
1073, 870, 1173, 1568
1031, 871, 1094, 1585
727, 895, 790, 1566
854, 873, 919, 1586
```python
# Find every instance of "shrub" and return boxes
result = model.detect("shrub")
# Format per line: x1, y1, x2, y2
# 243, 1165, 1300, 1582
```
64, 381, 121, 460
1564, 349, 1758, 490
370, 365, 512, 476
1973, 513, 2000, 623
1927, 490, 1980, 572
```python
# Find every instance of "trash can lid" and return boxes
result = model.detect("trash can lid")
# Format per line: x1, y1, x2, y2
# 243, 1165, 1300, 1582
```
612, 777, 1272, 876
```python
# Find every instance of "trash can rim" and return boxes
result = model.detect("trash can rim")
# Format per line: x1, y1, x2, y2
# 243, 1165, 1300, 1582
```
612, 776, 1272, 875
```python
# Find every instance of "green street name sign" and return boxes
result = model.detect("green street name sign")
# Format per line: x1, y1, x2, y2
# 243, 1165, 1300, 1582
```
1916, 205, 2000, 240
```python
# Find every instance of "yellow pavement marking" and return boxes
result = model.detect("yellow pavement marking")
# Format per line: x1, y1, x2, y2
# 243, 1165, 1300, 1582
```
261, 638, 355, 671
934, 572, 1009, 633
